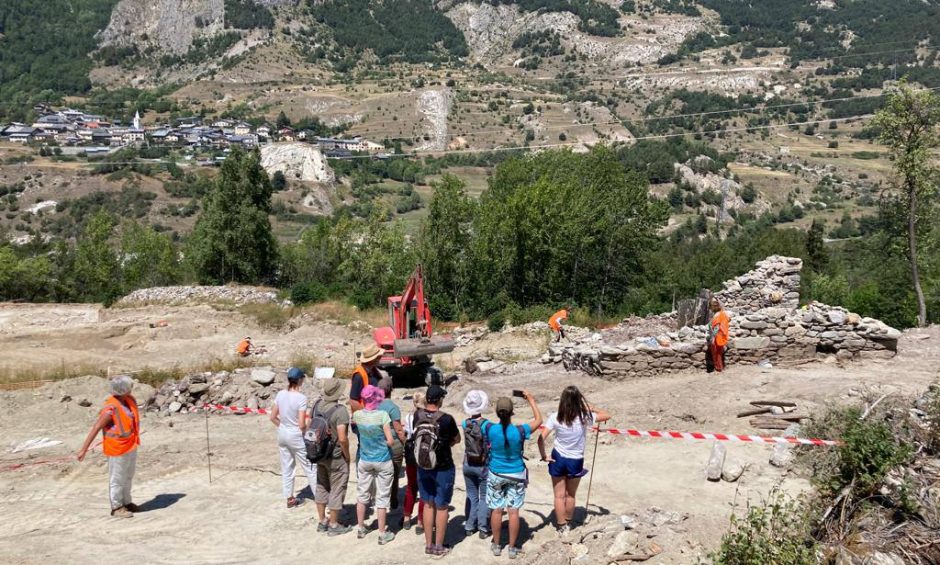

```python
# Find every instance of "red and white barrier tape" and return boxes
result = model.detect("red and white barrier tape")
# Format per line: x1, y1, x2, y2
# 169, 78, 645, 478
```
201, 403, 268, 415
602, 427, 839, 446
198, 404, 840, 446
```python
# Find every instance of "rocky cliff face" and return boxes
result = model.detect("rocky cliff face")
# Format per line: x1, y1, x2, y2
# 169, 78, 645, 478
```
98, 0, 225, 56
445, 2, 706, 67
260, 143, 335, 184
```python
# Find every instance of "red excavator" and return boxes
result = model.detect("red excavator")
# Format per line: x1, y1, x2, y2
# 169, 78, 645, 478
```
372, 265, 455, 378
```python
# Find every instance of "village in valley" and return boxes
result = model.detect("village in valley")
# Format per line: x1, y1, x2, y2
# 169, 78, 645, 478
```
0, 105, 387, 162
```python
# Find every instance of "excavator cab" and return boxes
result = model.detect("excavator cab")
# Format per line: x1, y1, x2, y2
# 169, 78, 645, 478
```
372, 266, 454, 372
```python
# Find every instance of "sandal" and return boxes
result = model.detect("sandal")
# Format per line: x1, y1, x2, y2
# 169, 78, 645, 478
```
286, 497, 302, 509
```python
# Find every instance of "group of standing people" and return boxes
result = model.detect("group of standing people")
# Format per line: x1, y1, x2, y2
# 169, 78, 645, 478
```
271, 343, 610, 558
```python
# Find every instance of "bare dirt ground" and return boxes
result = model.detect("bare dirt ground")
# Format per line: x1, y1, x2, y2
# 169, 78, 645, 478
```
0, 302, 937, 563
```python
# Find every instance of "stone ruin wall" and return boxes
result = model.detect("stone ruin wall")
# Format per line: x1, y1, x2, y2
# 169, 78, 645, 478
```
561, 256, 901, 380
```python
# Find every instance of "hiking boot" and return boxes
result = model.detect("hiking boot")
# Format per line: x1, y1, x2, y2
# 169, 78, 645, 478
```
328, 524, 353, 537
402, 517, 413, 530
124, 503, 141, 512
111, 507, 133, 518
377, 531, 396, 545
286, 497, 303, 509
357, 526, 371, 539
464, 527, 478, 536
490, 543, 502, 557
479, 529, 492, 539
415, 523, 424, 535
508, 547, 524, 560
316, 521, 330, 533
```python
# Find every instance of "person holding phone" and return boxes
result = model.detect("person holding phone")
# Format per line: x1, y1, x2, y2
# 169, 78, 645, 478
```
484, 390, 542, 559
537, 386, 610, 535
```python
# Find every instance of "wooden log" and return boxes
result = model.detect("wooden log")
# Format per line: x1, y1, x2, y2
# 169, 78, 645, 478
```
749, 400, 798, 408
748, 420, 792, 430
737, 407, 772, 418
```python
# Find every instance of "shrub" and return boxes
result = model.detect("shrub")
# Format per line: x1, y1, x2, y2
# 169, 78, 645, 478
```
710, 490, 817, 565
290, 281, 327, 305
487, 311, 506, 332
238, 303, 292, 328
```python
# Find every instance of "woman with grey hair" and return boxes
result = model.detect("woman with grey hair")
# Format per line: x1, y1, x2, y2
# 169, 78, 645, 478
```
77, 375, 142, 518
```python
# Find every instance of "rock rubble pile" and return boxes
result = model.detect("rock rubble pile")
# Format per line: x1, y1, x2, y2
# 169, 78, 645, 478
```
116, 286, 282, 307
561, 256, 900, 380
147, 367, 318, 414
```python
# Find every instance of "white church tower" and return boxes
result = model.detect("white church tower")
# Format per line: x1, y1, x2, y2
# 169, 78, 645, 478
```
133, 110, 141, 130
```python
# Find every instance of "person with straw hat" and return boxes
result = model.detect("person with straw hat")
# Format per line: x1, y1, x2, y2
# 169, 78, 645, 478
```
313, 378, 353, 536
350, 344, 387, 413
461, 389, 492, 538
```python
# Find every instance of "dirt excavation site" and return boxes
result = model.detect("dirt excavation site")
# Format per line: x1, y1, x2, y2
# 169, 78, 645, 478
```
1, 280, 939, 563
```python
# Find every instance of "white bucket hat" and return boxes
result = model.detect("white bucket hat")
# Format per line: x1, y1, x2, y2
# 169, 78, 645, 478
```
462, 390, 489, 416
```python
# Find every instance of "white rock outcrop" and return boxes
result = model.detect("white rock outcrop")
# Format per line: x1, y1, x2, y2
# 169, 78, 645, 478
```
98, 0, 224, 56
416, 89, 453, 152
260, 143, 335, 184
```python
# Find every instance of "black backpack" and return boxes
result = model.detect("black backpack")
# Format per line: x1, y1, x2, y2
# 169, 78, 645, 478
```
464, 418, 488, 466
304, 400, 342, 464
413, 410, 443, 470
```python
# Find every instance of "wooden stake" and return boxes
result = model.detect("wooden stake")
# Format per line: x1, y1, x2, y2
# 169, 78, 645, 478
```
584, 425, 601, 522
205, 407, 212, 484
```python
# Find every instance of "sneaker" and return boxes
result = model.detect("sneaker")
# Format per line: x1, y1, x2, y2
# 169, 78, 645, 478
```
402, 517, 413, 530
415, 524, 425, 535
479, 529, 492, 539
328, 524, 352, 537
124, 503, 141, 512
110, 507, 133, 518
491, 543, 502, 557
377, 531, 396, 545
317, 521, 330, 533
286, 497, 303, 509
465, 528, 478, 536
431, 545, 450, 557
508, 547, 524, 560
357, 526, 371, 539
556, 524, 571, 536
425, 545, 435, 555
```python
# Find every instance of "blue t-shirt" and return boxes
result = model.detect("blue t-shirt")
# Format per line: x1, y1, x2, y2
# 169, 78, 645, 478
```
379, 399, 401, 422
352, 409, 392, 463
485, 422, 531, 474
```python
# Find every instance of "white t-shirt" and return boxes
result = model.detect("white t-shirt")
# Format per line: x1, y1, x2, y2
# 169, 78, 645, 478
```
274, 390, 308, 432
544, 411, 598, 460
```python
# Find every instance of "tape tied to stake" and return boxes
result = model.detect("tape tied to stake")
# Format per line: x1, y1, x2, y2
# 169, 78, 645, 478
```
599, 427, 840, 447
201, 403, 268, 415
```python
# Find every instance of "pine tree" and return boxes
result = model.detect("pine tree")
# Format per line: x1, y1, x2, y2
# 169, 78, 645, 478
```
806, 219, 828, 272
188, 148, 277, 284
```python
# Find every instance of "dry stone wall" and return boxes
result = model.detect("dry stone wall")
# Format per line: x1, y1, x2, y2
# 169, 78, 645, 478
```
561, 256, 900, 380
116, 286, 281, 307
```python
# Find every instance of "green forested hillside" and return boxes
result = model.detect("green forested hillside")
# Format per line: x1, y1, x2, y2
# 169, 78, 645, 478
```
0, 0, 119, 121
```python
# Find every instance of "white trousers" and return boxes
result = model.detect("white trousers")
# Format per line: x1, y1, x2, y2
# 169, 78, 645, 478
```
277, 428, 316, 499
108, 449, 137, 510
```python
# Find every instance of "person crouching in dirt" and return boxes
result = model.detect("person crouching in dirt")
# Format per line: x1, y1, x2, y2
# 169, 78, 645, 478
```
76, 375, 141, 518
549, 307, 570, 342
706, 298, 730, 373
237, 336, 253, 357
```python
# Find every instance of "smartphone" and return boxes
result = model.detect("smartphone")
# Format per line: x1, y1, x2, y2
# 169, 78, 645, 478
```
512, 390, 525, 399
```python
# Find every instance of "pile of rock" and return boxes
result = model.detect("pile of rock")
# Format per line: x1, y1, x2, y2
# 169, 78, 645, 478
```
561, 257, 900, 380
147, 367, 318, 414
116, 286, 282, 307
713, 255, 802, 314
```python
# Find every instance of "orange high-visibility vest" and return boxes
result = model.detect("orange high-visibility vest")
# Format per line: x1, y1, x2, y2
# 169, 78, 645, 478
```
237, 339, 250, 354
549, 309, 568, 332
101, 395, 140, 457
711, 310, 730, 348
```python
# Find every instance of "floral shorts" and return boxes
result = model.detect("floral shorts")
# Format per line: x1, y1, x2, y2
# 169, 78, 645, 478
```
486, 473, 527, 510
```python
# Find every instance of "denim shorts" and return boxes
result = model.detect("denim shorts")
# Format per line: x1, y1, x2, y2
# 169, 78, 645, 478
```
547, 449, 588, 479
418, 465, 456, 507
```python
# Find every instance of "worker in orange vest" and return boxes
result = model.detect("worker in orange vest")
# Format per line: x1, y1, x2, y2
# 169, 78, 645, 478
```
237, 336, 253, 357
707, 298, 730, 373
349, 343, 387, 413
76, 375, 141, 518
549, 306, 570, 342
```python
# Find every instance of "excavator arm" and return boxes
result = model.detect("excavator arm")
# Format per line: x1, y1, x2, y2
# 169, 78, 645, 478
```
377, 265, 454, 363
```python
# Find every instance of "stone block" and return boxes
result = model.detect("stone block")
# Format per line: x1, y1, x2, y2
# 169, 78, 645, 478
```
733, 336, 770, 350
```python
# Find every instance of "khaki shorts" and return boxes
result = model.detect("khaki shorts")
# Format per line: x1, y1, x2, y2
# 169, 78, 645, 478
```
356, 459, 394, 509
315, 457, 350, 510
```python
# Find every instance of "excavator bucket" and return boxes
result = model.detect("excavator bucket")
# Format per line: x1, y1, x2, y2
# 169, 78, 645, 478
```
394, 335, 456, 358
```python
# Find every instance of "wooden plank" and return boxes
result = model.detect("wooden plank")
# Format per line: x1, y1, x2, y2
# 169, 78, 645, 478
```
749, 400, 798, 408
737, 407, 772, 418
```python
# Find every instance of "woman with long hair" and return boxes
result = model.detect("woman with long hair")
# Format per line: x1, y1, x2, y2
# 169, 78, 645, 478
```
484, 390, 542, 559
537, 386, 610, 534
